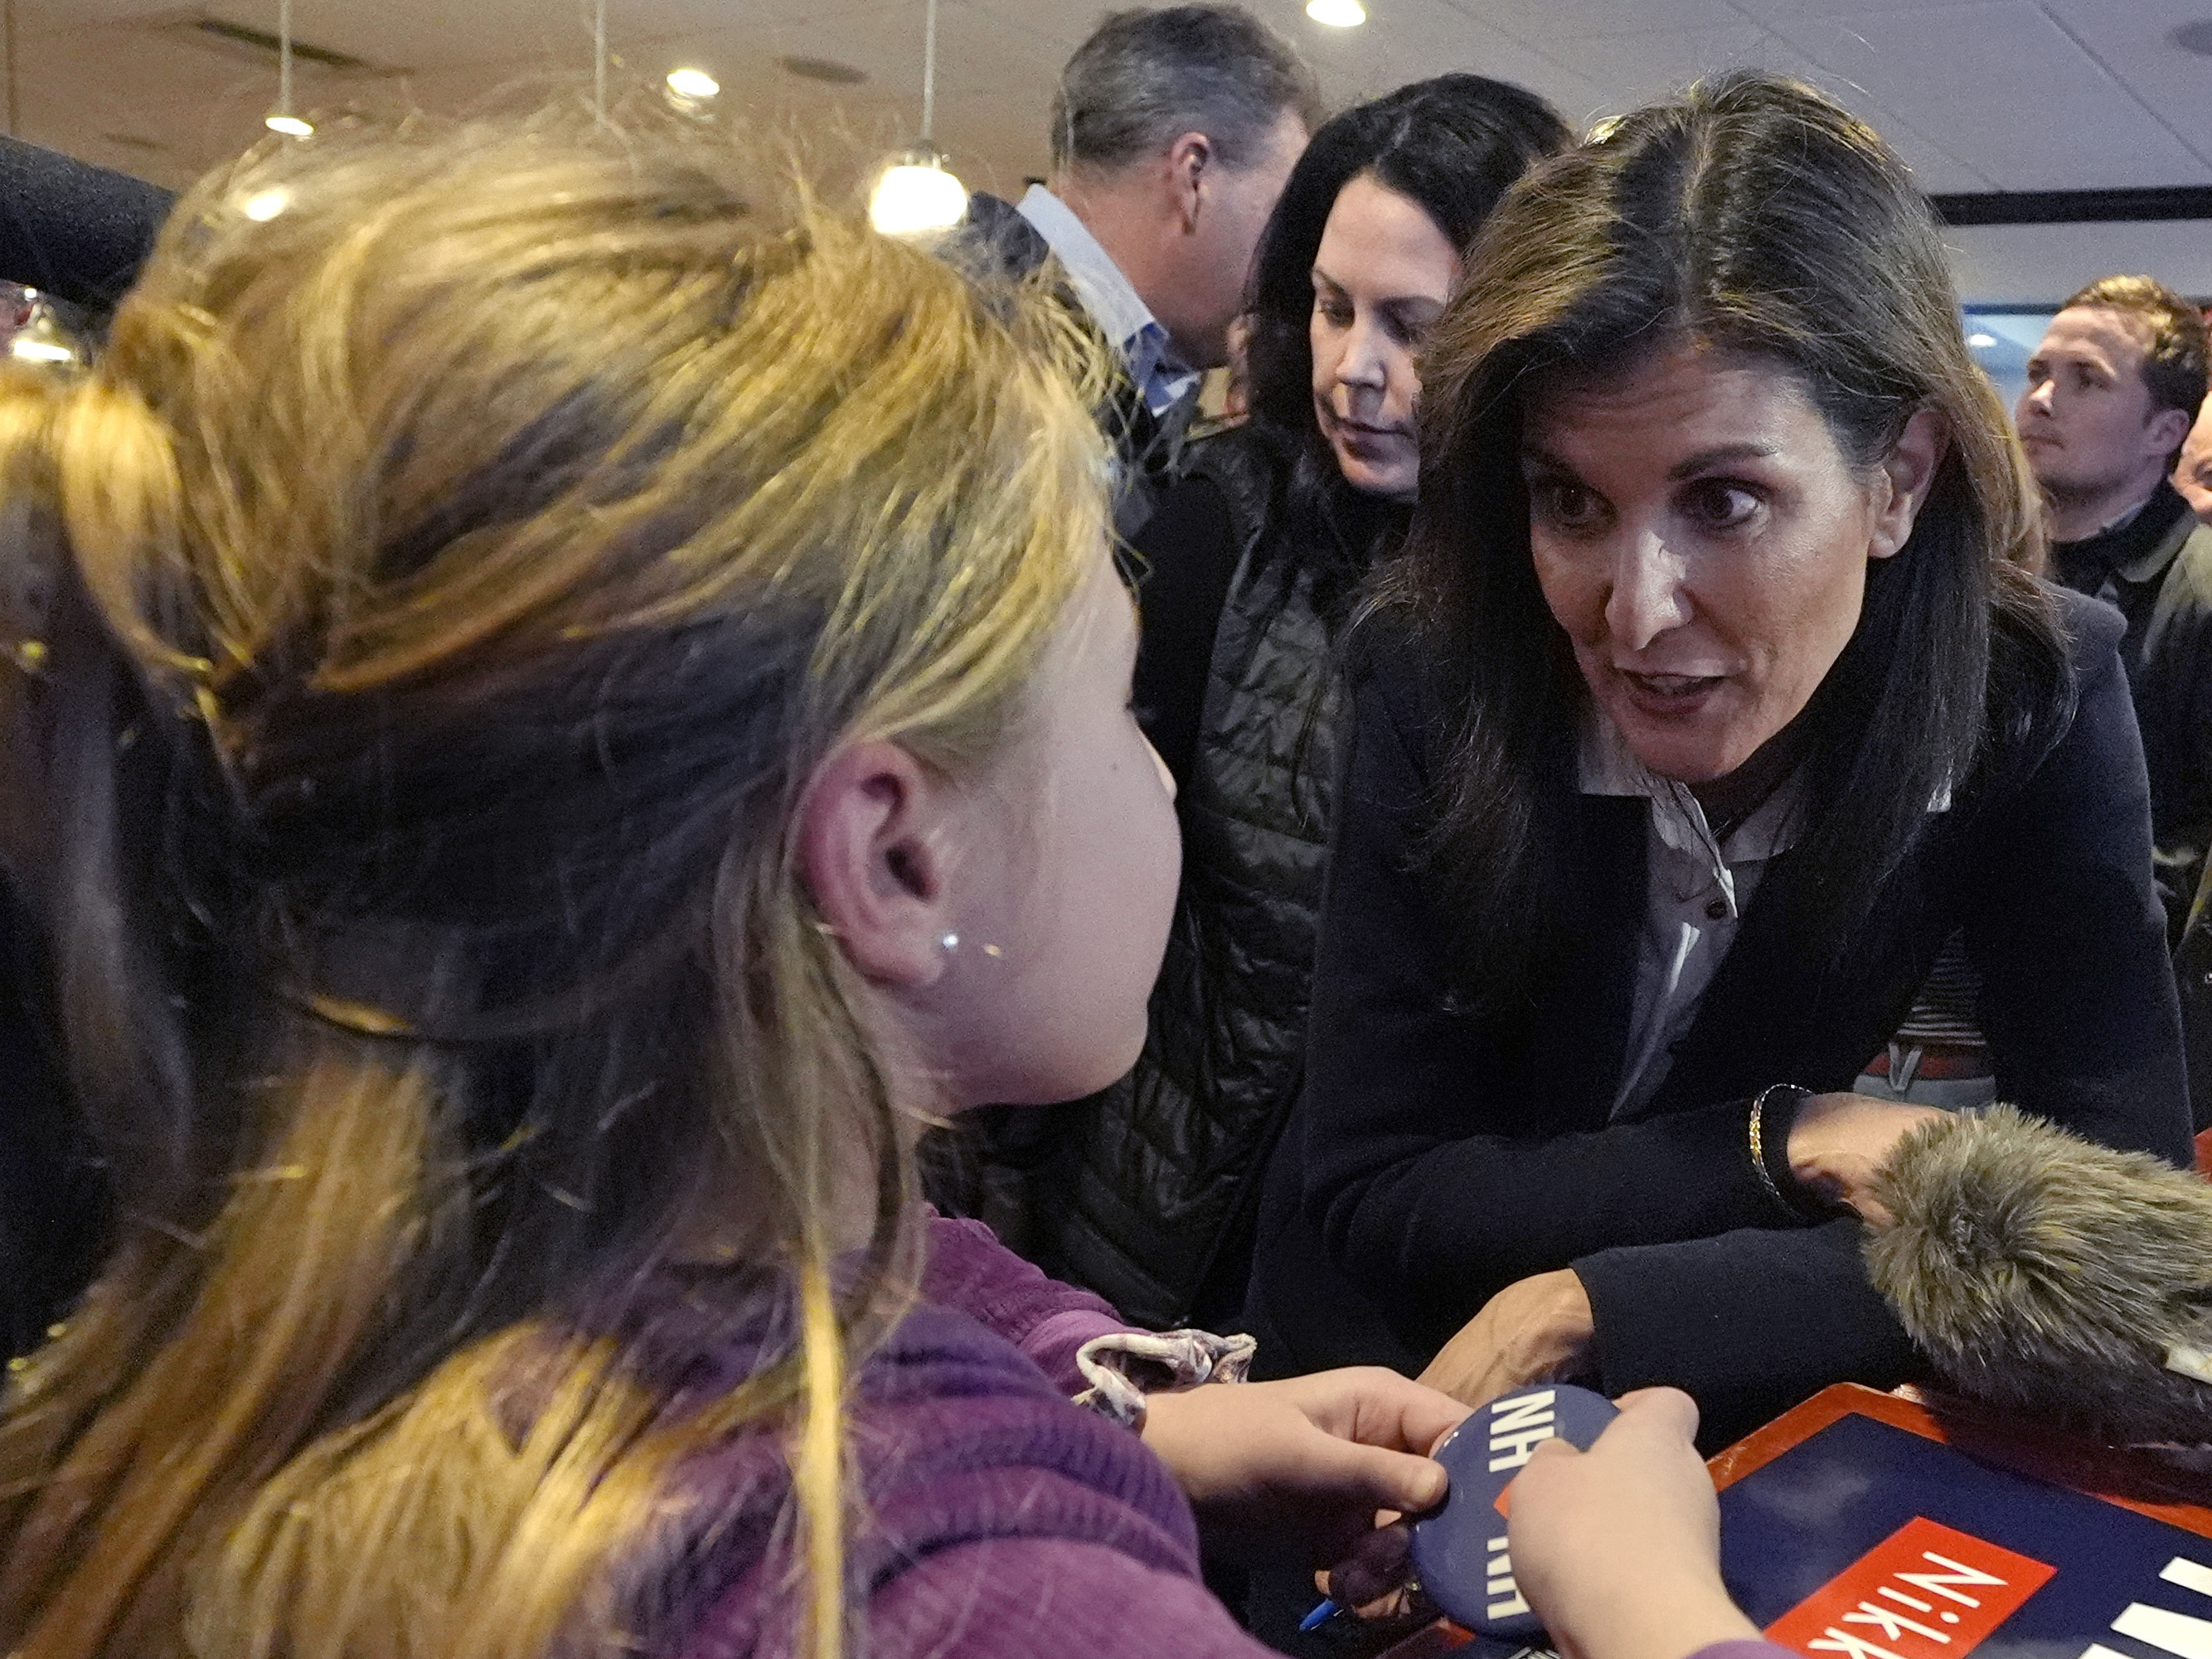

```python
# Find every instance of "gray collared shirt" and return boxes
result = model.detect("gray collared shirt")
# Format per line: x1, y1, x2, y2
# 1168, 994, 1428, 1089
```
1579, 713, 1805, 1118
1580, 713, 1953, 1117
1015, 184, 1201, 420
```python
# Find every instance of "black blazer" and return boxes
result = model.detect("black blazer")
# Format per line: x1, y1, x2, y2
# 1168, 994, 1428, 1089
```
0, 137, 171, 308
1245, 586, 2191, 1445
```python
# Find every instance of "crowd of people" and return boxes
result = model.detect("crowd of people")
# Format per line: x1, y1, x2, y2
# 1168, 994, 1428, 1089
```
0, 6, 2205, 1659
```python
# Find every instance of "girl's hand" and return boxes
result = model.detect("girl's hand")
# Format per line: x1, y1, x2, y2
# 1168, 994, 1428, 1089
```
1138, 1368, 1469, 1569
1506, 1388, 1760, 1659
1416, 1269, 1595, 1408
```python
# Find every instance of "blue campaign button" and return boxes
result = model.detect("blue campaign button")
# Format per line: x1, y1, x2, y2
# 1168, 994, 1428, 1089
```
1408, 1383, 1620, 1639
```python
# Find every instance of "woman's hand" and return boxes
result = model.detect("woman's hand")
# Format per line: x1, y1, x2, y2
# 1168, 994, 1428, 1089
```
1506, 1388, 1760, 1659
1138, 1368, 1468, 1570
1786, 1092, 1945, 1224
1417, 1269, 1595, 1408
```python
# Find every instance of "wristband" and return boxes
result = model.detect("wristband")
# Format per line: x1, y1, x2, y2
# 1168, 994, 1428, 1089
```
1070, 1327, 1255, 1429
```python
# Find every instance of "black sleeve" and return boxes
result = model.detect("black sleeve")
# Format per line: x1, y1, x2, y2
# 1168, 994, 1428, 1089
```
2180, 861, 2212, 1133
1967, 598, 2191, 1166
1300, 654, 1800, 1331
2146, 552, 2212, 943
1574, 1219, 1920, 1448
1128, 475, 1237, 796
0, 138, 172, 308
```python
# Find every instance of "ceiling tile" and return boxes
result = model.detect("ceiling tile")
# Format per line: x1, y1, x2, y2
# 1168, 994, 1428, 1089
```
929, 89, 1055, 194
2033, 0, 2212, 174
1713, 26, 1995, 191
1300, 0, 1600, 108
1443, 0, 1745, 40
1724, 0, 1945, 22
7, 0, 2206, 207
1547, 21, 1772, 94
12, 17, 359, 182
14, 0, 196, 40
1947, 219, 2212, 305
1768, 0, 2212, 187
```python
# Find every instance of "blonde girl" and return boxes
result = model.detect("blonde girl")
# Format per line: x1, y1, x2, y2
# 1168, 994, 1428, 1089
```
0, 117, 1461, 1659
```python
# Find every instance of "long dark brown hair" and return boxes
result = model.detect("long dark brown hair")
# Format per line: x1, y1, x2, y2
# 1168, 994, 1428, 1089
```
1239, 73, 1568, 611
1375, 72, 2068, 1014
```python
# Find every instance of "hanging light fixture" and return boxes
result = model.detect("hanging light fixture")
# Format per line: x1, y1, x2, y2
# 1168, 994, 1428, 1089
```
665, 65, 718, 117
263, 0, 313, 136
593, 0, 607, 120
867, 0, 966, 237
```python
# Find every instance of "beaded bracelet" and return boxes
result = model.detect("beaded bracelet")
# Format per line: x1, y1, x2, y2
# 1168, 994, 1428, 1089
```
1749, 1081, 1813, 1217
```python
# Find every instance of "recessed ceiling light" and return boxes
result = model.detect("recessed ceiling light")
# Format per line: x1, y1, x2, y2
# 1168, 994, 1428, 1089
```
1307, 0, 1366, 25
667, 66, 720, 99
779, 54, 868, 85
2172, 19, 2212, 54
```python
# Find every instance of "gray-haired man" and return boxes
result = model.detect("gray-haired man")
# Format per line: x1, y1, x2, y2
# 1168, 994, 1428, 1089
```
967, 6, 1318, 521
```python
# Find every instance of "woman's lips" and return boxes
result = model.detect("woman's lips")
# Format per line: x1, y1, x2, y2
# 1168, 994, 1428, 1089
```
1332, 417, 1408, 444
1618, 668, 1727, 716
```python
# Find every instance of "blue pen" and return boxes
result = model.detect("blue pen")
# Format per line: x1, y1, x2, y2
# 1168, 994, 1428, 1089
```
1298, 1597, 1341, 1632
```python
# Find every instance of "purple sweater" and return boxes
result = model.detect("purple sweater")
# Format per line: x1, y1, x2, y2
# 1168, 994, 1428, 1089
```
631, 1219, 1796, 1659
658, 1215, 1275, 1658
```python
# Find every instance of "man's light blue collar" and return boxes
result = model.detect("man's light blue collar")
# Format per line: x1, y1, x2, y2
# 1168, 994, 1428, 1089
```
1016, 183, 1199, 420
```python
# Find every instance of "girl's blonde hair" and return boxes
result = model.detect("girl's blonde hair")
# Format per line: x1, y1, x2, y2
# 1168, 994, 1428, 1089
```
0, 113, 1106, 1659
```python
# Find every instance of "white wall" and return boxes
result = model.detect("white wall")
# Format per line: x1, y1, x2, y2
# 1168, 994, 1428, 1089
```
1946, 220, 2212, 307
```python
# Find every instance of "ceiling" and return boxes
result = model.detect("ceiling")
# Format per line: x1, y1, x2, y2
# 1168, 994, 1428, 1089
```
10, 0, 2212, 293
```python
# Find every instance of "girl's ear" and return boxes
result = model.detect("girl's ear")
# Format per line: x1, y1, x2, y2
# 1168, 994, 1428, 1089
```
1869, 406, 1948, 560
797, 740, 957, 987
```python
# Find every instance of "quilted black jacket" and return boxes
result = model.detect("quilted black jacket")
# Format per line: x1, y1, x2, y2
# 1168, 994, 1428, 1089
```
933, 428, 1403, 1326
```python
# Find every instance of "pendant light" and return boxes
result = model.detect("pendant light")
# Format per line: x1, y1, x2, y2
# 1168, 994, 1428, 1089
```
867, 0, 966, 237
263, 0, 312, 136
593, 0, 607, 120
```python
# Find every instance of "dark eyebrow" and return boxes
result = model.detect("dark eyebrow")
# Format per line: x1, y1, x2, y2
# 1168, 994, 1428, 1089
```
1519, 440, 1781, 478
1377, 293, 1447, 323
1666, 442, 1778, 480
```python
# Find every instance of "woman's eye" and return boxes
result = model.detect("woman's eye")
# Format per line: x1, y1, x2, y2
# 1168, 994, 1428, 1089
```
1682, 480, 1762, 530
1533, 482, 1605, 531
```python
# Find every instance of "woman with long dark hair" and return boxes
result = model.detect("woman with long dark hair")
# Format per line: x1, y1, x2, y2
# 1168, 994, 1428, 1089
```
1248, 73, 2192, 1443
996, 74, 1570, 1331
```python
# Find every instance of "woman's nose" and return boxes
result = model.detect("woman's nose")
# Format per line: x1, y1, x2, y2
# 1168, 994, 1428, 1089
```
1336, 323, 1386, 389
1603, 530, 1690, 652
